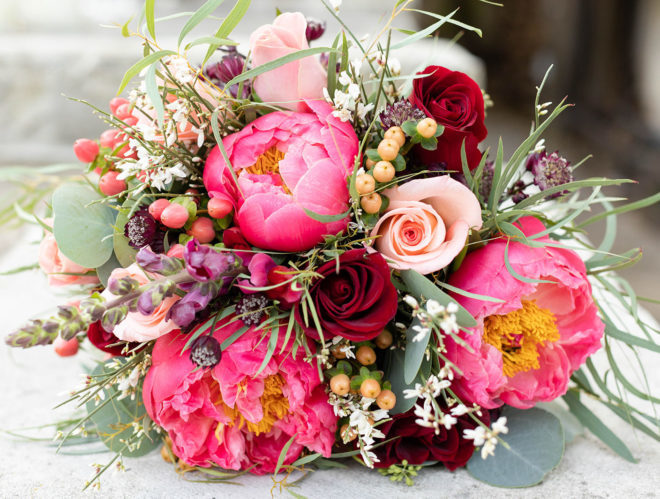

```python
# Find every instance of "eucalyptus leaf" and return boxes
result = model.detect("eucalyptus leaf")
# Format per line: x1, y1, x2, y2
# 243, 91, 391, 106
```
404, 317, 429, 384
467, 406, 564, 487
113, 208, 138, 268
385, 347, 428, 415
52, 184, 116, 268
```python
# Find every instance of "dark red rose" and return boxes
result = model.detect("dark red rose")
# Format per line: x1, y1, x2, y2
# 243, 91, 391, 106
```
296, 249, 397, 341
409, 65, 487, 171
87, 321, 141, 356
371, 400, 490, 470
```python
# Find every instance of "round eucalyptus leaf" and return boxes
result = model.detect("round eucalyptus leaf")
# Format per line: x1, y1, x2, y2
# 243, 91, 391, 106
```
113, 208, 137, 267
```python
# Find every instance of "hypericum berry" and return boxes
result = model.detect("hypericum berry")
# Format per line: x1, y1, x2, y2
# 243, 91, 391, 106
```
329, 343, 347, 359
384, 126, 405, 147
340, 423, 357, 442
187, 217, 215, 244
160, 203, 189, 229
207, 197, 233, 219
372, 161, 395, 183
365, 158, 376, 170
148, 199, 171, 222
114, 103, 132, 120
417, 118, 438, 138
185, 189, 200, 206
376, 389, 396, 410
377, 139, 400, 161
73, 139, 99, 163
356, 345, 377, 365
330, 373, 350, 396
355, 173, 376, 195
122, 116, 138, 127
109, 97, 129, 116
360, 193, 382, 214
374, 329, 393, 349
100, 129, 121, 149
99, 171, 127, 196
360, 378, 381, 399
190, 335, 222, 368
53, 336, 79, 357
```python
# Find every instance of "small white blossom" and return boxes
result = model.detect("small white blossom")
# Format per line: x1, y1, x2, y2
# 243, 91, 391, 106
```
329, 0, 342, 12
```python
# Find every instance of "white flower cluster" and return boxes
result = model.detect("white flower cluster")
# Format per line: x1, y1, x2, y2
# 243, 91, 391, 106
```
323, 70, 374, 124
463, 416, 509, 459
328, 392, 389, 468
403, 295, 459, 343
112, 354, 152, 401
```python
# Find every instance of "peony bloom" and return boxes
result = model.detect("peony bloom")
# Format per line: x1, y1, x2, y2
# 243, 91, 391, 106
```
143, 318, 337, 474
369, 175, 482, 275
101, 264, 179, 343
203, 100, 358, 252
249, 12, 327, 112
444, 216, 604, 409
38, 225, 99, 287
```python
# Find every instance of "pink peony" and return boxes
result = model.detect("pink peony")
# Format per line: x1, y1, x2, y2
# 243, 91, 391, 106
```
249, 12, 327, 112
143, 318, 337, 474
369, 175, 482, 274
203, 100, 358, 252
101, 264, 180, 343
444, 216, 604, 409
38, 223, 99, 287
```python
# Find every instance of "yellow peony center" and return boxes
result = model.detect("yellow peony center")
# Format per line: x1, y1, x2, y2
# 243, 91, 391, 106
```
214, 374, 290, 442
241, 146, 291, 195
483, 300, 559, 378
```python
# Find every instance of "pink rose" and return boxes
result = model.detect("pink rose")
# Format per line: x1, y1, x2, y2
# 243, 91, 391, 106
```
444, 216, 604, 409
38, 227, 99, 287
143, 318, 337, 474
369, 175, 482, 274
249, 12, 327, 112
101, 264, 179, 343
203, 100, 358, 252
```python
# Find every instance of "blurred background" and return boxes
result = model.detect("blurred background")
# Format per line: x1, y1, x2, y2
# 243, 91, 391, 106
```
0, 0, 657, 313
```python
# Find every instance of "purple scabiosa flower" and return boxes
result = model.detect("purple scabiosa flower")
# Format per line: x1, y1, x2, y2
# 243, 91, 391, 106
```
190, 335, 222, 368
184, 240, 238, 282
527, 151, 573, 198
124, 208, 158, 249
204, 47, 250, 99
305, 18, 326, 42
235, 293, 268, 326
380, 99, 427, 129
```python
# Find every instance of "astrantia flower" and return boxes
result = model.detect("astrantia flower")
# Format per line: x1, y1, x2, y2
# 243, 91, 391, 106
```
203, 100, 359, 252
527, 151, 573, 197
379, 99, 426, 129
143, 318, 337, 474
305, 18, 326, 41
444, 216, 604, 409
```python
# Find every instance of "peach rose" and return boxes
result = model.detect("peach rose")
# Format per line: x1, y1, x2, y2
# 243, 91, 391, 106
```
369, 176, 482, 274
102, 263, 180, 343
249, 12, 327, 112
38, 226, 99, 287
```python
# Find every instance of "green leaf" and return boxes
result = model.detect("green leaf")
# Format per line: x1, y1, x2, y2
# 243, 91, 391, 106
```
467, 406, 564, 487
121, 17, 132, 37
52, 184, 116, 268
563, 390, 637, 463
400, 269, 477, 327
408, 8, 483, 38
404, 317, 429, 384
96, 252, 122, 287
113, 204, 139, 268
302, 207, 351, 223
145, 0, 156, 39
225, 47, 336, 89
535, 401, 583, 443
326, 33, 341, 97
185, 36, 238, 50
436, 280, 505, 303
178, 0, 228, 48
577, 191, 660, 228
202, 0, 252, 66
85, 360, 160, 457
145, 63, 164, 126
273, 433, 297, 475
117, 50, 176, 95
255, 325, 279, 376
384, 347, 425, 415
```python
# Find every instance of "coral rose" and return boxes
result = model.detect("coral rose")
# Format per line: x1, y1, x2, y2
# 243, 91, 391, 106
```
444, 216, 604, 409
143, 318, 336, 474
369, 175, 482, 275
409, 65, 487, 170
38, 226, 99, 287
101, 263, 179, 343
203, 100, 358, 252
249, 12, 327, 112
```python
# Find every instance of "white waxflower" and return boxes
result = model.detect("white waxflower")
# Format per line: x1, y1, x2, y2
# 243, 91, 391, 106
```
329, 0, 342, 12
403, 295, 419, 309
338, 71, 352, 87
492, 416, 509, 435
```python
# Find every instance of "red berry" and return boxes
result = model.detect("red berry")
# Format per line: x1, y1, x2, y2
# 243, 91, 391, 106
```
148, 199, 171, 222
207, 197, 233, 219
109, 97, 129, 116
160, 203, 189, 229
185, 188, 200, 206
99, 171, 127, 196
166, 244, 185, 258
187, 217, 215, 243
100, 129, 121, 148
115, 103, 132, 120
73, 139, 99, 163
122, 116, 138, 127
54, 336, 79, 357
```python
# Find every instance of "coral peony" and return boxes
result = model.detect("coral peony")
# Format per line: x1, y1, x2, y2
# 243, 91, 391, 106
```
249, 12, 327, 112
143, 318, 337, 474
444, 216, 604, 409
38, 223, 99, 287
204, 100, 358, 252
369, 175, 482, 274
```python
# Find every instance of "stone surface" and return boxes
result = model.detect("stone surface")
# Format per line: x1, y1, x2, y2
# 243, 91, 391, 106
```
0, 228, 659, 498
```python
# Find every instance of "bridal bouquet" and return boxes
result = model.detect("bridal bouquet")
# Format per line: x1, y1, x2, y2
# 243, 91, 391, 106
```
4, 0, 659, 491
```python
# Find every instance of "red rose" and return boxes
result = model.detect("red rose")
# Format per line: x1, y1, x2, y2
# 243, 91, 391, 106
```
409, 65, 487, 171
371, 401, 490, 470
87, 321, 142, 356
297, 249, 398, 341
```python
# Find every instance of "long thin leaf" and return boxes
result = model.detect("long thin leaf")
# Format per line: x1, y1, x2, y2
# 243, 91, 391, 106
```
202, 0, 252, 66
117, 50, 176, 95
145, 0, 156, 39
178, 0, 228, 48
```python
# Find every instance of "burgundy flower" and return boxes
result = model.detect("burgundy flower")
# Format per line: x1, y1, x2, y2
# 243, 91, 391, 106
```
409, 66, 487, 171
86, 321, 141, 356
371, 401, 490, 470
296, 249, 398, 341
